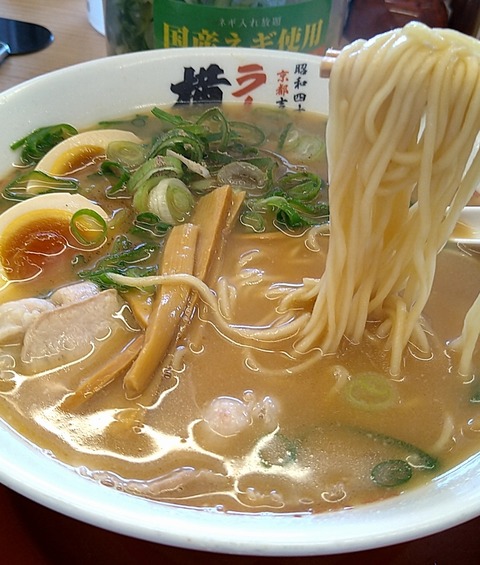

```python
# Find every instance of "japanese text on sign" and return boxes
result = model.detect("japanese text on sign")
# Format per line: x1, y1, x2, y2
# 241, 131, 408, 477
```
162, 19, 324, 52
154, 0, 332, 54
170, 62, 310, 110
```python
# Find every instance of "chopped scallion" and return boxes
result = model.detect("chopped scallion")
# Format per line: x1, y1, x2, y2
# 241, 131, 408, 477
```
98, 114, 148, 128
126, 155, 183, 195
279, 172, 324, 201
217, 161, 266, 192
292, 134, 326, 162
132, 178, 161, 213
99, 160, 131, 195
70, 209, 108, 246
132, 212, 171, 239
240, 210, 265, 232
106, 140, 146, 169
343, 372, 397, 411
196, 107, 231, 150
4, 170, 79, 201
371, 459, 413, 487
11, 124, 78, 165
230, 121, 265, 148
147, 178, 195, 225
259, 433, 298, 468
277, 122, 294, 151
78, 237, 159, 291
149, 128, 206, 162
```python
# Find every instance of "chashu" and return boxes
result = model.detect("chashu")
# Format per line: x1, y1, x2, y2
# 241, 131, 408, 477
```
0, 298, 55, 345
21, 289, 125, 373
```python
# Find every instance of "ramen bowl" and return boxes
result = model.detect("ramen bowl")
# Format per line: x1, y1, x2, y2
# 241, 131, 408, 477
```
0, 47, 479, 557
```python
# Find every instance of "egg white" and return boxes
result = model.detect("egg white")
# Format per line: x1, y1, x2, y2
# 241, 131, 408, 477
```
28, 129, 142, 193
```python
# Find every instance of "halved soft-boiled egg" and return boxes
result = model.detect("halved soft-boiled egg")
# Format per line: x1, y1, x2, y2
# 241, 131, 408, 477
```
0, 193, 108, 287
27, 129, 142, 193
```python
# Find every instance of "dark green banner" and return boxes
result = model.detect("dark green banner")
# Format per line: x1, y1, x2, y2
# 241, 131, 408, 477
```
153, 0, 333, 54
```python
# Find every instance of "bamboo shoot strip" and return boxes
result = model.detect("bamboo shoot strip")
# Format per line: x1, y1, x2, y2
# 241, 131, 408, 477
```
177, 186, 246, 339
223, 189, 247, 240
62, 335, 145, 409
123, 223, 199, 398
192, 185, 244, 280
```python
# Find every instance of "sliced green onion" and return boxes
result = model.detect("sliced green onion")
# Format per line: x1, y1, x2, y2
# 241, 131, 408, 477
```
132, 178, 160, 213
251, 192, 329, 228
240, 210, 265, 232
98, 238, 158, 267
279, 172, 323, 202
344, 372, 397, 411
243, 156, 277, 192
100, 160, 130, 179
360, 428, 438, 470
259, 434, 298, 468
98, 114, 148, 128
230, 121, 266, 147
196, 107, 231, 150
149, 128, 206, 161
11, 124, 78, 165
70, 208, 108, 246
4, 170, 79, 201
131, 212, 171, 239
277, 122, 294, 151
148, 178, 195, 224
291, 134, 326, 162
126, 155, 183, 194
189, 178, 216, 194
371, 459, 413, 487
78, 238, 159, 290
217, 161, 266, 191
245, 156, 278, 172
106, 140, 146, 169
151, 106, 192, 128
206, 150, 235, 168
99, 160, 131, 195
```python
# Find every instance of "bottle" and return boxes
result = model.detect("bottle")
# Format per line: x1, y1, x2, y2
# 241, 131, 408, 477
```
104, 0, 350, 56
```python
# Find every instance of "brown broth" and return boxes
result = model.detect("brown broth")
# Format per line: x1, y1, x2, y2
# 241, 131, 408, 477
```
0, 105, 479, 514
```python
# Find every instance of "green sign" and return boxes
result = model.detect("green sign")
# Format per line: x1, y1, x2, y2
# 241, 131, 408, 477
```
153, 0, 333, 54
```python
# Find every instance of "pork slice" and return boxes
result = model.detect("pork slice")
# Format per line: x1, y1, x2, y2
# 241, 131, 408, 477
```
50, 281, 100, 306
0, 298, 56, 345
21, 289, 124, 373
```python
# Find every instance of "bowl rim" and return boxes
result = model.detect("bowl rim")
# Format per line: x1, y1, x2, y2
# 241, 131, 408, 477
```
2, 421, 480, 556
0, 46, 479, 557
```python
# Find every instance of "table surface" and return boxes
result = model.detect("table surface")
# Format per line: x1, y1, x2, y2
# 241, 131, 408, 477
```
0, 0, 106, 93
1, 1, 480, 563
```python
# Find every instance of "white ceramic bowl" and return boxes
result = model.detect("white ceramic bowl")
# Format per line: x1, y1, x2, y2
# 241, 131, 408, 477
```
0, 48, 479, 557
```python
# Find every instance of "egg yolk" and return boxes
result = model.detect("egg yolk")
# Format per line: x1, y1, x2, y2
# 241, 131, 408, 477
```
0, 211, 78, 281
51, 145, 104, 175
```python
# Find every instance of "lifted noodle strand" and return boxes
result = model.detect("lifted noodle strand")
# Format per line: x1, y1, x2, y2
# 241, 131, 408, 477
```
294, 23, 480, 375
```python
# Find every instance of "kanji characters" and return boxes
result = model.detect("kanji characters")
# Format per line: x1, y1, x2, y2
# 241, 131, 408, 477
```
171, 64, 232, 104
